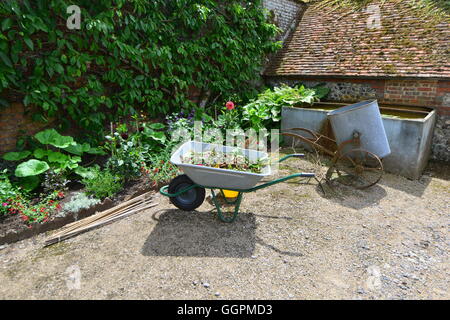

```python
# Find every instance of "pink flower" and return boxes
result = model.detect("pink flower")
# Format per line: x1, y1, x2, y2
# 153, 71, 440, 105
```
2, 203, 8, 207
226, 101, 235, 110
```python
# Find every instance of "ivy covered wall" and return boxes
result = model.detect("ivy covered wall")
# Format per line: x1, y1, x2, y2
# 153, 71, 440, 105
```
0, 0, 281, 142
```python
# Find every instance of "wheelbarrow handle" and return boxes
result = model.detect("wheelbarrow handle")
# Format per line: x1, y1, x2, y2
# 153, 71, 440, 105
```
278, 153, 305, 163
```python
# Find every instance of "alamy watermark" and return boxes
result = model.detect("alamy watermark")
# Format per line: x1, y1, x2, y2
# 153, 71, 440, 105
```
65, 265, 81, 290
66, 5, 81, 30
366, 4, 382, 29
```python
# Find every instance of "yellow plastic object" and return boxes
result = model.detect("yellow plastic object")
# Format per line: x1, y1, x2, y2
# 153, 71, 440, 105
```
222, 189, 239, 198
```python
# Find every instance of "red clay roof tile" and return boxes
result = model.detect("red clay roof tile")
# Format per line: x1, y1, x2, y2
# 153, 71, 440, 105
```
264, 1, 450, 78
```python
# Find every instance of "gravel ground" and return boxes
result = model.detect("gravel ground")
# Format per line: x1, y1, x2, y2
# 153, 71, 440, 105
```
0, 154, 448, 300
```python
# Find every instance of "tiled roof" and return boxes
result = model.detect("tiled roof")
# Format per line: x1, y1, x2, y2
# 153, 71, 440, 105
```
265, 1, 450, 79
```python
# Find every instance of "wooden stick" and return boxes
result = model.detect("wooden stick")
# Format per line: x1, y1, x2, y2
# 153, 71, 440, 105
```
52, 198, 147, 236
45, 202, 158, 246
44, 201, 158, 246
50, 192, 153, 237
44, 192, 155, 244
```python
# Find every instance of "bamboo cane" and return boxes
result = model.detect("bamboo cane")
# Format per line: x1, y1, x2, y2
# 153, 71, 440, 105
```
44, 201, 157, 246
51, 197, 148, 237
44, 192, 156, 245
49, 192, 153, 237
44, 202, 159, 246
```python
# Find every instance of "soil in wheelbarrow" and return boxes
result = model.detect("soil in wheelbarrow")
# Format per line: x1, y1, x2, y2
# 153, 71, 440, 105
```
181, 150, 269, 173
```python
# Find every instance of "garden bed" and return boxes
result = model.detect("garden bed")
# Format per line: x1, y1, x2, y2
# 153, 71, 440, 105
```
0, 176, 158, 245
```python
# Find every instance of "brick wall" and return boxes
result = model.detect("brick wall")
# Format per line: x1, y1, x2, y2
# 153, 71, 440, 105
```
0, 103, 50, 155
383, 80, 448, 112
265, 76, 450, 161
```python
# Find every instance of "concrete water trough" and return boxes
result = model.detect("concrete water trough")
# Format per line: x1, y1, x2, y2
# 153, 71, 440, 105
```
281, 102, 437, 180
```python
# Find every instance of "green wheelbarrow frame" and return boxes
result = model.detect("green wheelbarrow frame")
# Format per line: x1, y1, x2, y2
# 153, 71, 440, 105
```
159, 154, 315, 223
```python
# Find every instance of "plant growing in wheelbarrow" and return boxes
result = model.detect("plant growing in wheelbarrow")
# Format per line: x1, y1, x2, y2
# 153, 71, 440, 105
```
160, 141, 316, 223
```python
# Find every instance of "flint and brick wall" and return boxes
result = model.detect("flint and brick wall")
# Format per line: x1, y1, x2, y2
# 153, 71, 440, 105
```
266, 76, 450, 161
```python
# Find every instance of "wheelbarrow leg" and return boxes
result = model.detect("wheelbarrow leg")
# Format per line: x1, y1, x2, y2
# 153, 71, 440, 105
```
210, 189, 243, 223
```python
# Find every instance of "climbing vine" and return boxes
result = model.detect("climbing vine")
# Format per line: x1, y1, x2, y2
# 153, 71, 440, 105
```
0, 0, 280, 136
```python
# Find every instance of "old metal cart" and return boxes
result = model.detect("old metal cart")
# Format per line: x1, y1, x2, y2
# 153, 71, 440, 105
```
160, 141, 315, 223
282, 100, 391, 189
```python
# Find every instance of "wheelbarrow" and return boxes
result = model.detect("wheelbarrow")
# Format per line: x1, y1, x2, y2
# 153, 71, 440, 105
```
160, 141, 315, 223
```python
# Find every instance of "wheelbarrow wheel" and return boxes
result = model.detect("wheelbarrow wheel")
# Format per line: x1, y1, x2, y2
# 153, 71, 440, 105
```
168, 174, 205, 211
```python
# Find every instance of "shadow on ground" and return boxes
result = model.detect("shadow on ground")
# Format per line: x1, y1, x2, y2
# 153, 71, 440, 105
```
371, 160, 450, 197
141, 208, 304, 258
316, 180, 388, 210
141, 209, 256, 258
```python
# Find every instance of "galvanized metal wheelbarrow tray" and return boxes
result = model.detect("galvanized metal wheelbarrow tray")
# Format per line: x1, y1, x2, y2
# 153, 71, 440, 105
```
160, 141, 315, 222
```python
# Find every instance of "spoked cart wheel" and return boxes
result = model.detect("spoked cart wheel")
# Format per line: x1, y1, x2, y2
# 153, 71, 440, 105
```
168, 175, 205, 211
328, 148, 383, 189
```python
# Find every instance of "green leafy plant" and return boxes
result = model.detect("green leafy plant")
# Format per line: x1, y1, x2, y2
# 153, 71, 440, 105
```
2, 128, 104, 190
1, 170, 64, 224
242, 85, 330, 130
0, 169, 19, 216
214, 101, 245, 131
82, 168, 124, 199
14, 159, 49, 177
2, 151, 31, 161
104, 120, 168, 179
16, 191, 64, 225
140, 150, 181, 186
0, 0, 280, 135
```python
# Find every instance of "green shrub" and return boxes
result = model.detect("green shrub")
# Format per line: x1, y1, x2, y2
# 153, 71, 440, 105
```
0, 0, 280, 134
82, 169, 123, 199
104, 119, 168, 178
1, 128, 104, 191
140, 150, 181, 186
242, 85, 330, 130
1, 169, 63, 223
0, 169, 19, 216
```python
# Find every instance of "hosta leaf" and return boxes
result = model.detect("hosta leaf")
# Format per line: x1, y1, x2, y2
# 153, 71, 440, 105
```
15, 159, 49, 177
47, 151, 68, 163
63, 142, 90, 155
86, 147, 106, 155
34, 148, 48, 159
34, 129, 74, 148
2, 151, 31, 161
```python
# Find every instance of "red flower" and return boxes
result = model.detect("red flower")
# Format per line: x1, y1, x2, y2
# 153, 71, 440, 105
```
57, 192, 65, 199
226, 101, 235, 110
